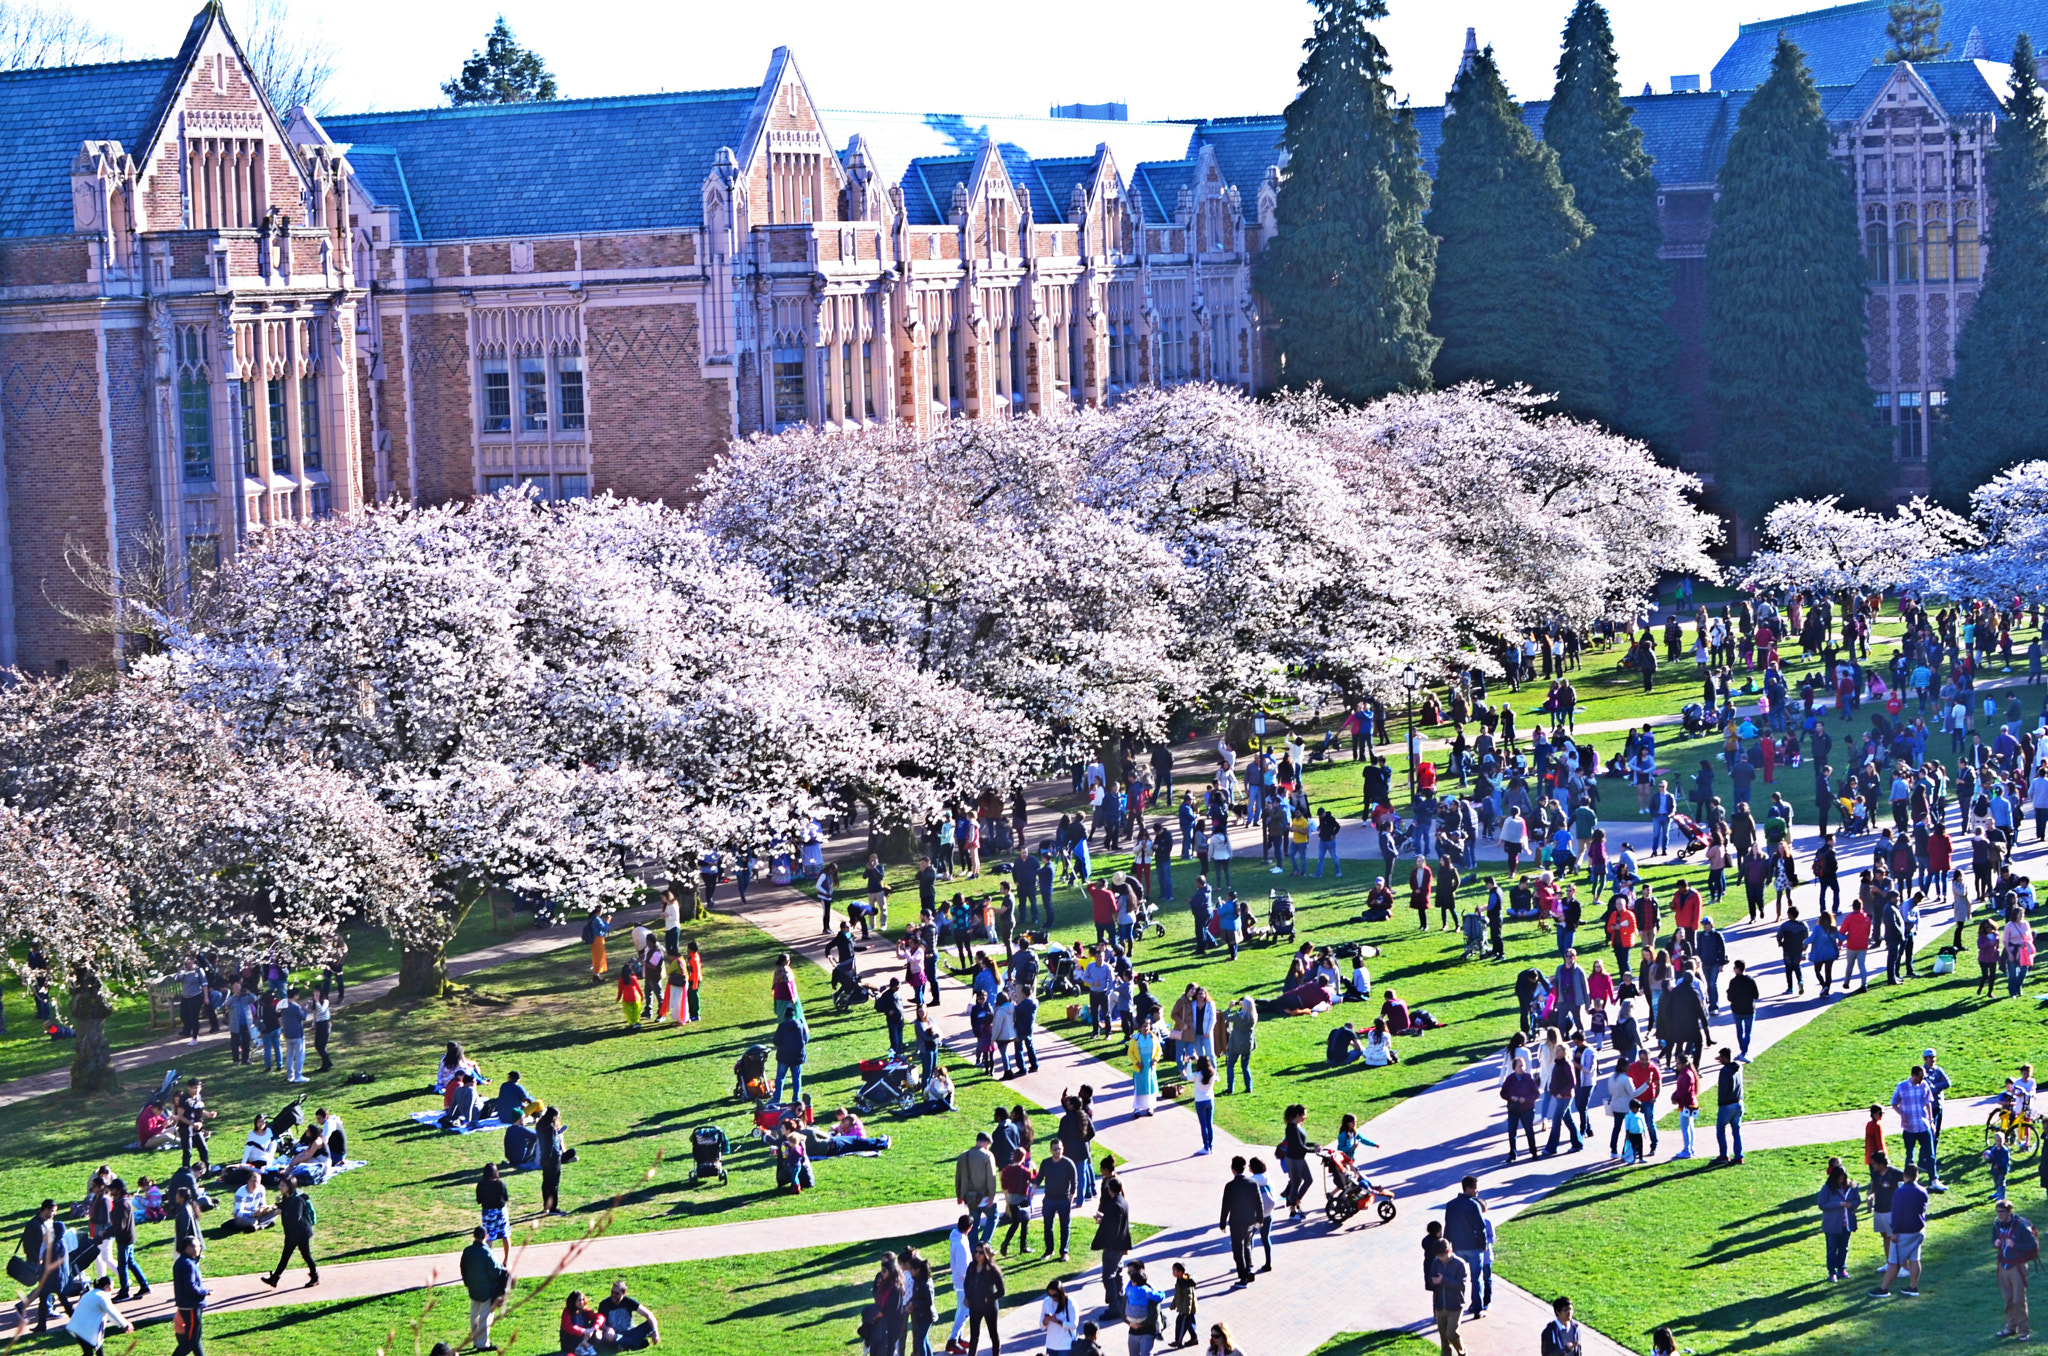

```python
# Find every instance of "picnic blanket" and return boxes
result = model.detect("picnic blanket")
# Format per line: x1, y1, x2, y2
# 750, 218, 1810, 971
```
409, 1111, 509, 1134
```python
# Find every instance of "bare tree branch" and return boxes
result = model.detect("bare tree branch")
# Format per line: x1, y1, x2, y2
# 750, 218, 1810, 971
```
236, 0, 337, 114
0, 1, 119, 70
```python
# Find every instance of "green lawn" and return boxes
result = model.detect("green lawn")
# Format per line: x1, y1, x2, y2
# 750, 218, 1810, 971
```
1311, 1334, 1441, 1356
0, 906, 508, 1087
1730, 954, 2048, 1123
98, 1225, 1155, 1356
0, 911, 1036, 1284
1495, 1137, 2020, 1356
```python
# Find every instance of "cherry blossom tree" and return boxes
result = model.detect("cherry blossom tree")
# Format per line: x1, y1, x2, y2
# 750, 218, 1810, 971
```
1742, 494, 1978, 597
1915, 460, 2048, 600
0, 676, 430, 1090
1074, 383, 1478, 709
161, 492, 1028, 994
1308, 383, 1724, 628
696, 417, 1193, 762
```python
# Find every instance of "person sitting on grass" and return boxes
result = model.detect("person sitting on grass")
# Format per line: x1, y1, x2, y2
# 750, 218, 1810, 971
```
502, 1111, 540, 1171
1361, 1018, 1400, 1067
225, 1176, 276, 1233
1277, 972, 1334, 1012
434, 1041, 484, 1095
441, 1073, 485, 1132
1325, 1023, 1365, 1067
559, 1290, 611, 1355
1380, 990, 1412, 1036
595, 1279, 660, 1351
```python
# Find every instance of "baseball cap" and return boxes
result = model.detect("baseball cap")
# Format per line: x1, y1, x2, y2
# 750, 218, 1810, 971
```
1923, 1049, 1938, 1059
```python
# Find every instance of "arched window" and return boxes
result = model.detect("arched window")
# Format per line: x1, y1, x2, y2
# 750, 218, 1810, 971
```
1866, 220, 1889, 283
1924, 203, 1949, 282
1956, 208, 1980, 280
1894, 204, 1918, 284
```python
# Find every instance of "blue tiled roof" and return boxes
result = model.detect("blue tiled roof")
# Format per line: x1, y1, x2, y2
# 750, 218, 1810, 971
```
1713, 0, 2040, 90
901, 155, 972, 227
825, 106, 1195, 210
1190, 116, 1284, 211
994, 143, 1062, 223
322, 88, 757, 240
0, 58, 180, 237
1130, 160, 1193, 223
1031, 156, 1095, 224
1817, 58, 2008, 120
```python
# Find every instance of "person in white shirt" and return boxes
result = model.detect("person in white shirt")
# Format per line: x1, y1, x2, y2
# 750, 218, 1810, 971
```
231, 1179, 276, 1232
242, 1116, 276, 1167
1040, 1277, 1080, 1352
66, 1276, 131, 1354
947, 1216, 975, 1346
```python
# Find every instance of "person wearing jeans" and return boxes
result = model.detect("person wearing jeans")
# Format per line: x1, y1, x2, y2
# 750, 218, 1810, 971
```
1726, 960, 1758, 1061
1650, 782, 1675, 855
1714, 1049, 1745, 1163
279, 992, 307, 1084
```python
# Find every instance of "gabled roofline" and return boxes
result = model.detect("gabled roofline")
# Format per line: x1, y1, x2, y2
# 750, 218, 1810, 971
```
734, 47, 846, 195
137, 3, 312, 201
342, 145, 423, 241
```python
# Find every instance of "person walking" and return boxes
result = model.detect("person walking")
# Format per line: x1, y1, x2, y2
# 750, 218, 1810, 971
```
1034, 1140, 1077, 1260
957, 1133, 1001, 1247
1219, 1157, 1262, 1285
1500, 1057, 1540, 1163
170, 1237, 208, 1356
461, 1226, 508, 1352
1444, 1177, 1488, 1319
1726, 960, 1759, 1061
1891, 1065, 1940, 1189
1817, 1157, 1861, 1282
65, 1277, 132, 1356
1224, 997, 1256, 1095
1425, 1237, 1469, 1355
1190, 1056, 1217, 1155
962, 1246, 1005, 1356
260, 1176, 318, 1289
1871, 1164, 1930, 1298
1093, 1169, 1133, 1321
1712, 1047, 1745, 1165
947, 1216, 976, 1350
1995, 1198, 2039, 1342
1279, 1105, 1316, 1217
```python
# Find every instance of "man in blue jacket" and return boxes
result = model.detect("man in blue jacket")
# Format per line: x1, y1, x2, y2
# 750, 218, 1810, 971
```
1444, 1176, 1489, 1318
172, 1236, 209, 1355
772, 1013, 807, 1105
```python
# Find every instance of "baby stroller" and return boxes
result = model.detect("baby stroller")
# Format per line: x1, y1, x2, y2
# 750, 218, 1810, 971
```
1669, 814, 1709, 861
854, 1056, 923, 1115
732, 1044, 770, 1102
1039, 947, 1080, 999
1318, 1148, 1397, 1226
1680, 703, 1710, 736
1460, 910, 1486, 960
689, 1125, 731, 1186
1266, 891, 1297, 943
831, 959, 878, 1014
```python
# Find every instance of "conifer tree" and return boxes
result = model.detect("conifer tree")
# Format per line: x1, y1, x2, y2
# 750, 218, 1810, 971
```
1427, 46, 1607, 418
1705, 38, 1884, 522
1544, 0, 1685, 453
1258, 0, 1438, 402
1944, 35, 2048, 498
1884, 1, 1950, 62
442, 16, 558, 106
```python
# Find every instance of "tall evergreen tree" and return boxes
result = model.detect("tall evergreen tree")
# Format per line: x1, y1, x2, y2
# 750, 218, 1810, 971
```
1884, 1, 1950, 62
442, 16, 558, 106
1544, 0, 1685, 453
1258, 0, 1437, 403
1427, 46, 1607, 417
1705, 38, 1884, 522
1944, 34, 2048, 499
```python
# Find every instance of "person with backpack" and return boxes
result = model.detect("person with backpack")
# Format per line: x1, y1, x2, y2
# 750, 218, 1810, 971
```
1540, 1295, 1583, 1355
259, 1176, 317, 1289
1995, 1199, 2038, 1342
461, 1226, 508, 1352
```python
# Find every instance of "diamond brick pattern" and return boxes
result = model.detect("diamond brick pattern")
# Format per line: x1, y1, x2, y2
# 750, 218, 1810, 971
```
1, 358, 98, 424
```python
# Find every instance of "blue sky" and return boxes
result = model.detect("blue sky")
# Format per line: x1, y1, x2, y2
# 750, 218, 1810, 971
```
96, 0, 1793, 120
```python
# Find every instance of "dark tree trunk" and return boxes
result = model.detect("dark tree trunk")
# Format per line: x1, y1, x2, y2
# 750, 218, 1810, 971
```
68, 967, 117, 1095
398, 943, 448, 998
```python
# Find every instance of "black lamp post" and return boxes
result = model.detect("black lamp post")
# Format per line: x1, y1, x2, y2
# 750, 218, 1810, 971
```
1403, 663, 1419, 806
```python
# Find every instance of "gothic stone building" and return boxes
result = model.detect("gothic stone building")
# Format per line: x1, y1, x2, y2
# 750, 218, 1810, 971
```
0, 5, 1274, 673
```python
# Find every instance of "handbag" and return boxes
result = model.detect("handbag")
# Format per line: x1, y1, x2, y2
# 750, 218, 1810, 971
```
5, 1255, 35, 1287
